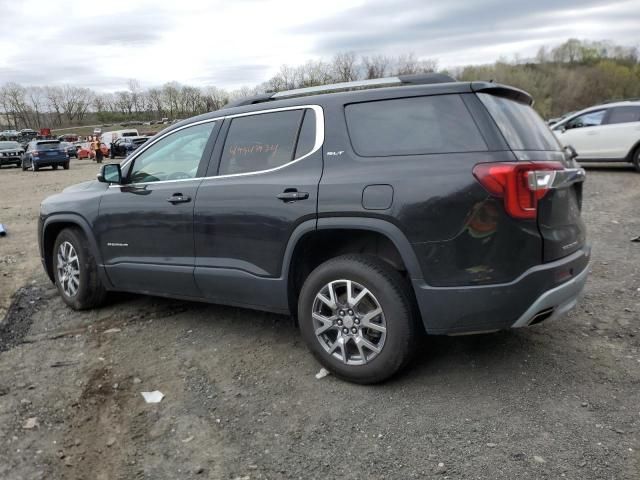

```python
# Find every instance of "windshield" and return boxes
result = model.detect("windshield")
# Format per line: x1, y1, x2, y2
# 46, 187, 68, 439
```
478, 93, 561, 151
0, 141, 20, 149
36, 142, 62, 151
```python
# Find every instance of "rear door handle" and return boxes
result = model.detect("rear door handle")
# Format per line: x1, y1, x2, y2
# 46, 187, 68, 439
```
167, 193, 191, 204
277, 189, 309, 202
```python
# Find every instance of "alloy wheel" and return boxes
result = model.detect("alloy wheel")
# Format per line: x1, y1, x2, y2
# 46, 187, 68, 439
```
56, 241, 80, 297
312, 279, 387, 365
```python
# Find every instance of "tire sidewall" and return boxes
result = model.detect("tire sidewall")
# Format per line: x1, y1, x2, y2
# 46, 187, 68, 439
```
298, 257, 414, 383
633, 149, 640, 173
53, 229, 92, 309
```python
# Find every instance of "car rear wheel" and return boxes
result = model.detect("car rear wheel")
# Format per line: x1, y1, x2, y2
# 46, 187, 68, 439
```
63, 162, 70, 170
298, 255, 417, 384
633, 148, 640, 173
52, 164, 58, 170
53, 228, 106, 310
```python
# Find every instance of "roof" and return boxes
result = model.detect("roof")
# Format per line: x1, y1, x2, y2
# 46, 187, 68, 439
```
159, 76, 533, 136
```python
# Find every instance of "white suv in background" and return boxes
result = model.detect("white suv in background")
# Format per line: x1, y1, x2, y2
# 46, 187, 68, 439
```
551, 100, 640, 172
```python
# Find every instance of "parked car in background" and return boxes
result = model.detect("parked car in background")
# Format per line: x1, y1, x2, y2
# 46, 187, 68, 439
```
551, 100, 640, 171
109, 136, 150, 158
22, 140, 69, 171
60, 141, 77, 158
0, 140, 24, 168
101, 129, 140, 150
37, 75, 590, 383
76, 142, 109, 160
547, 111, 575, 126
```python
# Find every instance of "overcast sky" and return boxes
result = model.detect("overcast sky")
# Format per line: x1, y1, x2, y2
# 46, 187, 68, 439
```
0, 0, 638, 91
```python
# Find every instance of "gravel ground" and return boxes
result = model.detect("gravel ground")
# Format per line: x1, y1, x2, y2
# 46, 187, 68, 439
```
0, 160, 638, 479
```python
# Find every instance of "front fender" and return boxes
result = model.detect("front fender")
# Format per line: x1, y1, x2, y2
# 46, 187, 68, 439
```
41, 214, 112, 288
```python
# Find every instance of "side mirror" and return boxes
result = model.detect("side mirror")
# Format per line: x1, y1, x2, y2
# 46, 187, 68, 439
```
97, 163, 122, 184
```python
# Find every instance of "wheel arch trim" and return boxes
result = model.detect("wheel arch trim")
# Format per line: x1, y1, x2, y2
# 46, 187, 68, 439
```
41, 214, 112, 287
281, 217, 423, 282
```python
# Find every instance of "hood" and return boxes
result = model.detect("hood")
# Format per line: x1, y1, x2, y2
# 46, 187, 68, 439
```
62, 180, 103, 193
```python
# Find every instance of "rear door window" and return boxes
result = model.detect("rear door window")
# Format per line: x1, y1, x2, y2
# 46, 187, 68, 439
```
605, 106, 640, 124
294, 110, 317, 159
345, 95, 487, 157
218, 110, 304, 175
478, 93, 560, 151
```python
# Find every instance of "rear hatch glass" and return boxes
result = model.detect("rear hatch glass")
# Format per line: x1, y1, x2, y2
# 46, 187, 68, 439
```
36, 142, 62, 151
477, 93, 560, 151
478, 92, 586, 262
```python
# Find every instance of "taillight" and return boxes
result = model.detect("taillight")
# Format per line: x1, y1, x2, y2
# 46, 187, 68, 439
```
473, 162, 563, 219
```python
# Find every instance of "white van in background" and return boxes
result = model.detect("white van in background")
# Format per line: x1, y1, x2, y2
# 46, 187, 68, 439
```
101, 129, 140, 147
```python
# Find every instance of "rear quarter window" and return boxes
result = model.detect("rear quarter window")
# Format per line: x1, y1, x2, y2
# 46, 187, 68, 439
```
478, 93, 560, 151
345, 94, 487, 157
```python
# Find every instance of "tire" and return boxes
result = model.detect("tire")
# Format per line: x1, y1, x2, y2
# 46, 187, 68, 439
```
32, 161, 39, 172
63, 162, 70, 170
53, 228, 107, 310
52, 164, 58, 170
633, 147, 640, 173
298, 254, 417, 384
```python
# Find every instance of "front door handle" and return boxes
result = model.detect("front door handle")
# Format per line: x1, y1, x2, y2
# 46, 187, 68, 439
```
167, 193, 191, 204
277, 189, 309, 202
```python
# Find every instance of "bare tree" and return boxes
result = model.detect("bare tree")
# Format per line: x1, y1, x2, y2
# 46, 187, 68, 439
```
394, 53, 438, 75
162, 82, 180, 118
27, 86, 46, 128
202, 86, 228, 111
147, 88, 164, 118
115, 91, 134, 116
128, 79, 142, 113
332, 52, 359, 82
299, 60, 333, 87
362, 55, 391, 79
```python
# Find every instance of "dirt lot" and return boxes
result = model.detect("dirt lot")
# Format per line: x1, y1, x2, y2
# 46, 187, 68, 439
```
0, 160, 638, 479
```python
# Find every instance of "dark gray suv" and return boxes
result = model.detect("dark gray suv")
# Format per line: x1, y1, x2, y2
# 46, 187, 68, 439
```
38, 75, 590, 383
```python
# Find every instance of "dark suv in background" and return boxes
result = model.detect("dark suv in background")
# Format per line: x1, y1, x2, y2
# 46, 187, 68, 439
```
109, 136, 150, 158
38, 74, 589, 383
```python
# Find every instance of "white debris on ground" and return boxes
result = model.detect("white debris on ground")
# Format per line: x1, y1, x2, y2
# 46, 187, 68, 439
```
141, 391, 164, 403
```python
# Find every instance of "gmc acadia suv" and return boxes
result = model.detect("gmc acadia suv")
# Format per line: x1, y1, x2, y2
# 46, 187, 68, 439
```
38, 75, 590, 383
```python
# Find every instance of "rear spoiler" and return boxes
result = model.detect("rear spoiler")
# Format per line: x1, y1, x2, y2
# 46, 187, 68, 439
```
470, 82, 534, 106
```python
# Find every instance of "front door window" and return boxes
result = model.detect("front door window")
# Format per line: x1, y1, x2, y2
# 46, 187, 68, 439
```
128, 122, 215, 183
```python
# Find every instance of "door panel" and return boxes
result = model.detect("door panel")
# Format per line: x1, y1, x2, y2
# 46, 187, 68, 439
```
553, 109, 606, 159
193, 107, 323, 309
96, 120, 218, 297
96, 181, 202, 296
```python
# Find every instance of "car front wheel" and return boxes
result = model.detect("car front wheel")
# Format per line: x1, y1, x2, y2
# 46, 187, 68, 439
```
53, 228, 106, 310
298, 255, 417, 384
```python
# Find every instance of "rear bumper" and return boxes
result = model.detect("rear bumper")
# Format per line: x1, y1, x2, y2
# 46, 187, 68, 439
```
413, 246, 590, 335
34, 158, 68, 166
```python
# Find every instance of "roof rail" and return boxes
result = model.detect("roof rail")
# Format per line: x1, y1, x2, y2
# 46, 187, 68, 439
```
222, 73, 457, 109
600, 97, 640, 104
